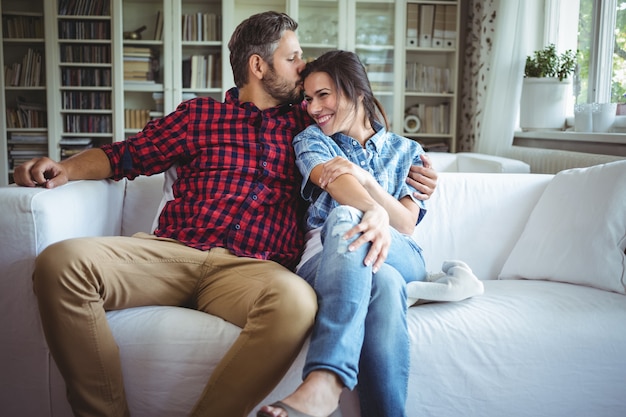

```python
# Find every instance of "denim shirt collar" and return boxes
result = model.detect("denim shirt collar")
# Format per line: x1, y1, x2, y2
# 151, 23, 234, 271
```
332, 121, 386, 154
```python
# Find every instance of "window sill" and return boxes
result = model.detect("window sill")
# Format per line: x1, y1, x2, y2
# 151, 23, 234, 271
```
515, 130, 626, 143
513, 129, 626, 157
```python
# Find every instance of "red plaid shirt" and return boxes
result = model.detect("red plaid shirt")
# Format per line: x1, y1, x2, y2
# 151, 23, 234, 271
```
102, 88, 311, 270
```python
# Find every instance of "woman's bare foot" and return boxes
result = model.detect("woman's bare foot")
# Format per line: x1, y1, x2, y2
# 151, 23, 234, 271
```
257, 370, 343, 417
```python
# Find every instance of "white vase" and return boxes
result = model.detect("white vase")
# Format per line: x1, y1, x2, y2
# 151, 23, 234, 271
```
520, 77, 572, 130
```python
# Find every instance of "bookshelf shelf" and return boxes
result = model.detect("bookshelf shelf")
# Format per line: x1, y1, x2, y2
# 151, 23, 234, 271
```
0, 0, 462, 185
403, 0, 460, 152
0, 0, 49, 181
2, 38, 44, 42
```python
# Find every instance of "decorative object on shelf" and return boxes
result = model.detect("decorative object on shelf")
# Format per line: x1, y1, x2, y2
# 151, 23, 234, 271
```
404, 114, 421, 133
574, 103, 593, 132
575, 102, 619, 133
124, 25, 147, 40
591, 102, 617, 133
520, 44, 577, 131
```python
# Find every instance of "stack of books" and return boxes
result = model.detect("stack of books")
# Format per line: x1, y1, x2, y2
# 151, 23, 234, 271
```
182, 54, 220, 89
8, 132, 48, 169
123, 46, 154, 82
5, 96, 47, 128
124, 109, 151, 130
405, 63, 452, 93
59, 138, 93, 160
1, 12, 44, 39
181, 12, 221, 41
3, 48, 43, 87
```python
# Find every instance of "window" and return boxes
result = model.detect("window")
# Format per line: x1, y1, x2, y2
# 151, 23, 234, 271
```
576, 0, 626, 104
552, 0, 626, 105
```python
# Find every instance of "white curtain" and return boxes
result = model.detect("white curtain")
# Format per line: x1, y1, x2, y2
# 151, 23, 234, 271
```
474, 0, 528, 155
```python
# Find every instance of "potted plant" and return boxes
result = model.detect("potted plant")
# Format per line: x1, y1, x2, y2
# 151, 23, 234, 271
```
520, 44, 577, 130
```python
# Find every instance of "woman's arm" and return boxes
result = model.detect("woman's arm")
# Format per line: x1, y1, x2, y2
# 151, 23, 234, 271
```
313, 157, 420, 235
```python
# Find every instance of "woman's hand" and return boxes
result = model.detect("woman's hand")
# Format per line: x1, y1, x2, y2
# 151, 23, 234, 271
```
343, 204, 390, 273
319, 156, 373, 189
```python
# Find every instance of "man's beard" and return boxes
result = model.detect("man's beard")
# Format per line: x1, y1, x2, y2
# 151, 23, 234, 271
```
262, 65, 304, 105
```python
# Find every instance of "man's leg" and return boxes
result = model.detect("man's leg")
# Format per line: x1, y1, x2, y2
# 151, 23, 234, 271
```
33, 233, 206, 417
190, 248, 317, 417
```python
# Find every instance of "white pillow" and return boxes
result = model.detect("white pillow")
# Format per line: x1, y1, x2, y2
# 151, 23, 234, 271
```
150, 165, 178, 233
499, 160, 626, 294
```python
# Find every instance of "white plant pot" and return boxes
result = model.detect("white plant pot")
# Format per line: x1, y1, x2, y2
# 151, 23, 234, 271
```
520, 77, 572, 130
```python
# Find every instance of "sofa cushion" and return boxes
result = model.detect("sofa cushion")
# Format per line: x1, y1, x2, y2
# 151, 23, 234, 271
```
122, 174, 165, 236
499, 160, 626, 293
414, 173, 552, 280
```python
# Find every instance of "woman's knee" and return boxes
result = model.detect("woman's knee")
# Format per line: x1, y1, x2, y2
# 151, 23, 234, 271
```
322, 206, 368, 259
325, 206, 362, 231
371, 265, 406, 303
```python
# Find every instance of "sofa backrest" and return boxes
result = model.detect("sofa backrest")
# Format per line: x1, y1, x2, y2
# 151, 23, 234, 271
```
413, 172, 552, 280
120, 170, 552, 281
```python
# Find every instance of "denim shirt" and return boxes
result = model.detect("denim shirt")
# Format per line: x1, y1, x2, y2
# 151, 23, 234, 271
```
293, 121, 427, 232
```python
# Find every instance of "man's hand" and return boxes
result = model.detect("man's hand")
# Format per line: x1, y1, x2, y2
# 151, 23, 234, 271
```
13, 149, 113, 188
407, 153, 438, 200
13, 157, 69, 188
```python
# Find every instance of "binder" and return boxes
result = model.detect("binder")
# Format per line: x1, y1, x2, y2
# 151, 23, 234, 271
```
419, 5, 435, 47
444, 5, 457, 48
406, 3, 419, 47
432, 5, 446, 48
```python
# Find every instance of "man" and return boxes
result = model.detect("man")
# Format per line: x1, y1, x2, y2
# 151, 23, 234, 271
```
14, 11, 437, 417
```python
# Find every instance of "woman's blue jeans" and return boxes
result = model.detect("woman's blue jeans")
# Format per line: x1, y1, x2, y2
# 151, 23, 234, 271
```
298, 205, 427, 417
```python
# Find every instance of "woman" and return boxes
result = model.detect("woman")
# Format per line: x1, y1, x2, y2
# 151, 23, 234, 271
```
258, 50, 428, 417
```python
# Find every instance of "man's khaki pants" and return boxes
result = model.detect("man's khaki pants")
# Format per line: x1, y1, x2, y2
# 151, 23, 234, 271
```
33, 233, 317, 417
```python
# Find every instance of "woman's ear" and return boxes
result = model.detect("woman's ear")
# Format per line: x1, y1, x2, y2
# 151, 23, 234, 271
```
249, 54, 266, 81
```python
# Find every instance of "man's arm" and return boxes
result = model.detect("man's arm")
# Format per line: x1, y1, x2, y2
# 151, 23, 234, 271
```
13, 148, 113, 189
407, 153, 438, 200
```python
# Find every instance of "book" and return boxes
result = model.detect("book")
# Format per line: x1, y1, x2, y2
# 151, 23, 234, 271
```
154, 10, 163, 41
182, 58, 191, 88
123, 46, 152, 57
59, 138, 93, 160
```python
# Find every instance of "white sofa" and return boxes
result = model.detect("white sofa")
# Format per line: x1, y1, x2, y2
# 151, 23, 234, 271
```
1, 153, 625, 417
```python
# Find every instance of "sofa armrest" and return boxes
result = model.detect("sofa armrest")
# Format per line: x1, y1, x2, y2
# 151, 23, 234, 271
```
0, 179, 125, 417
0, 179, 126, 259
428, 152, 531, 173
456, 152, 531, 173
427, 152, 460, 172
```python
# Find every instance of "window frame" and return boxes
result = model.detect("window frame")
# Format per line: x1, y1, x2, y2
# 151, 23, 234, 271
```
588, 0, 618, 103
515, 0, 625, 153
547, 0, 618, 104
